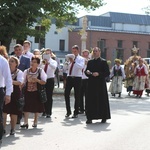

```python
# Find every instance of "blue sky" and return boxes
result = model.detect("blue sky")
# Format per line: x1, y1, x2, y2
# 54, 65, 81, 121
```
77, 0, 150, 17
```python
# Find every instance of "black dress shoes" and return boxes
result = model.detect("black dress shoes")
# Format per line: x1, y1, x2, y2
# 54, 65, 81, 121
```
46, 115, 51, 118
10, 129, 15, 135
101, 119, 106, 123
72, 114, 78, 118
86, 120, 92, 124
78, 110, 84, 114
42, 112, 46, 117
65, 112, 71, 118
20, 124, 29, 129
32, 124, 37, 128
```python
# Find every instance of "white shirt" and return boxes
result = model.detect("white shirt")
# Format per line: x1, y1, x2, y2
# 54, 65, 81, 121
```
110, 65, 126, 79
23, 51, 34, 60
23, 67, 47, 83
82, 64, 88, 79
68, 54, 85, 77
0, 55, 13, 96
13, 70, 24, 83
41, 58, 57, 79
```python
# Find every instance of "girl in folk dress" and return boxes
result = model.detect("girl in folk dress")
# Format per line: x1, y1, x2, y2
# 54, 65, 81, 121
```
132, 58, 148, 98
109, 59, 126, 97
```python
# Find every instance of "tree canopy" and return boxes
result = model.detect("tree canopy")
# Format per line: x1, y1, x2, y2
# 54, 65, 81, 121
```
0, 0, 104, 52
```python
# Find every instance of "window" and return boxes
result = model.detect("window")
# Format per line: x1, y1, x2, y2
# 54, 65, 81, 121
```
133, 41, 138, 48
117, 40, 123, 48
147, 51, 150, 57
148, 42, 150, 49
116, 49, 124, 63
59, 40, 65, 51
97, 39, 107, 59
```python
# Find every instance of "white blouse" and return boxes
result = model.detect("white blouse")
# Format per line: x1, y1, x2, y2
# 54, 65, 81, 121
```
23, 67, 47, 83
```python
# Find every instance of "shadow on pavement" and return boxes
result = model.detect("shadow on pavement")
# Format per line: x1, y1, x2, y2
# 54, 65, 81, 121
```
84, 122, 111, 132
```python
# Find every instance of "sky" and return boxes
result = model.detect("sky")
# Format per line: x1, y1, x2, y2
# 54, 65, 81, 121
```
77, 0, 150, 17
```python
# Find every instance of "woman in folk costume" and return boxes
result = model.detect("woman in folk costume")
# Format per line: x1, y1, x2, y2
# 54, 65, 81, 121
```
124, 46, 140, 96
132, 58, 148, 98
109, 59, 126, 97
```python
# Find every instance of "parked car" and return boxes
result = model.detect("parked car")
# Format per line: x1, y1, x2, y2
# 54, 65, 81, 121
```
143, 58, 150, 69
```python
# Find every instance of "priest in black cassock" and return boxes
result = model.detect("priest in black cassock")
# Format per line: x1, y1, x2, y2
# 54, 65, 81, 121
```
85, 47, 111, 124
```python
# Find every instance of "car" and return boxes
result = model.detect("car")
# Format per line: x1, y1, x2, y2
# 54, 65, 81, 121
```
143, 58, 150, 69
120, 64, 124, 69
143, 58, 150, 65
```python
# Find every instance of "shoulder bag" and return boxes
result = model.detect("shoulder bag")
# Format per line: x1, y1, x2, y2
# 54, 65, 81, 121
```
37, 68, 47, 103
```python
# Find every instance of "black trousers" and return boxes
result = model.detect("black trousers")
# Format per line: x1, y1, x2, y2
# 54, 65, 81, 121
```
79, 79, 88, 111
44, 78, 54, 116
64, 77, 82, 115
0, 88, 5, 140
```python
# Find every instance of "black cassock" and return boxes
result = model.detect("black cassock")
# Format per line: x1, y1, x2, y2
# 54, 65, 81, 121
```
85, 57, 111, 120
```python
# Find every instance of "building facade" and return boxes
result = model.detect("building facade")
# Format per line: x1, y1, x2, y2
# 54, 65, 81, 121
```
69, 12, 150, 64
25, 12, 150, 64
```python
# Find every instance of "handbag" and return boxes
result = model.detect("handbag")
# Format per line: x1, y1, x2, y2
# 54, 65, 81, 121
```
12, 69, 25, 111
37, 69, 47, 103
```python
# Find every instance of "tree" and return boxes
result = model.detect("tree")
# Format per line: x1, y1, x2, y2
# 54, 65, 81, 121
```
0, 0, 104, 52
142, 0, 150, 15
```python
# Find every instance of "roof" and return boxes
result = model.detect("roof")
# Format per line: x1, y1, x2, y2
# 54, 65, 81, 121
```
86, 15, 111, 27
101, 12, 150, 25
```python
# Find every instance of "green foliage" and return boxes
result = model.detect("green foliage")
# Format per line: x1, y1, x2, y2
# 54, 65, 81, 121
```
0, 0, 104, 51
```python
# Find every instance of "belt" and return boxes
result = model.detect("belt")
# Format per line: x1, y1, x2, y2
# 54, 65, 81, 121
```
47, 78, 54, 80
68, 76, 81, 78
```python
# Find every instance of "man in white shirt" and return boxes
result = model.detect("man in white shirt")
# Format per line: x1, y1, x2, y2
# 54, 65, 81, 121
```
23, 40, 34, 60
79, 49, 90, 114
64, 45, 84, 118
0, 55, 13, 147
41, 49, 57, 118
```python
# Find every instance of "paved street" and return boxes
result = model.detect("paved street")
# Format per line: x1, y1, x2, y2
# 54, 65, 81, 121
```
1, 82, 150, 150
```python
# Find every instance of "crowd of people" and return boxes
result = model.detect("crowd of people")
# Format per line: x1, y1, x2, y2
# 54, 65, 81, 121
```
0, 41, 111, 148
109, 46, 150, 98
0, 40, 149, 148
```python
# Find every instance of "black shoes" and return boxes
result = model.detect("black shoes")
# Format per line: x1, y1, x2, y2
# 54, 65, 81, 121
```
46, 115, 51, 118
112, 93, 115, 97
32, 124, 37, 128
72, 114, 78, 118
101, 119, 106, 123
86, 120, 92, 124
65, 112, 71, 118
42, 112, 46, 117
10, 129, 15, 135
78, 110, 84, 114
20, 124, 29, 129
